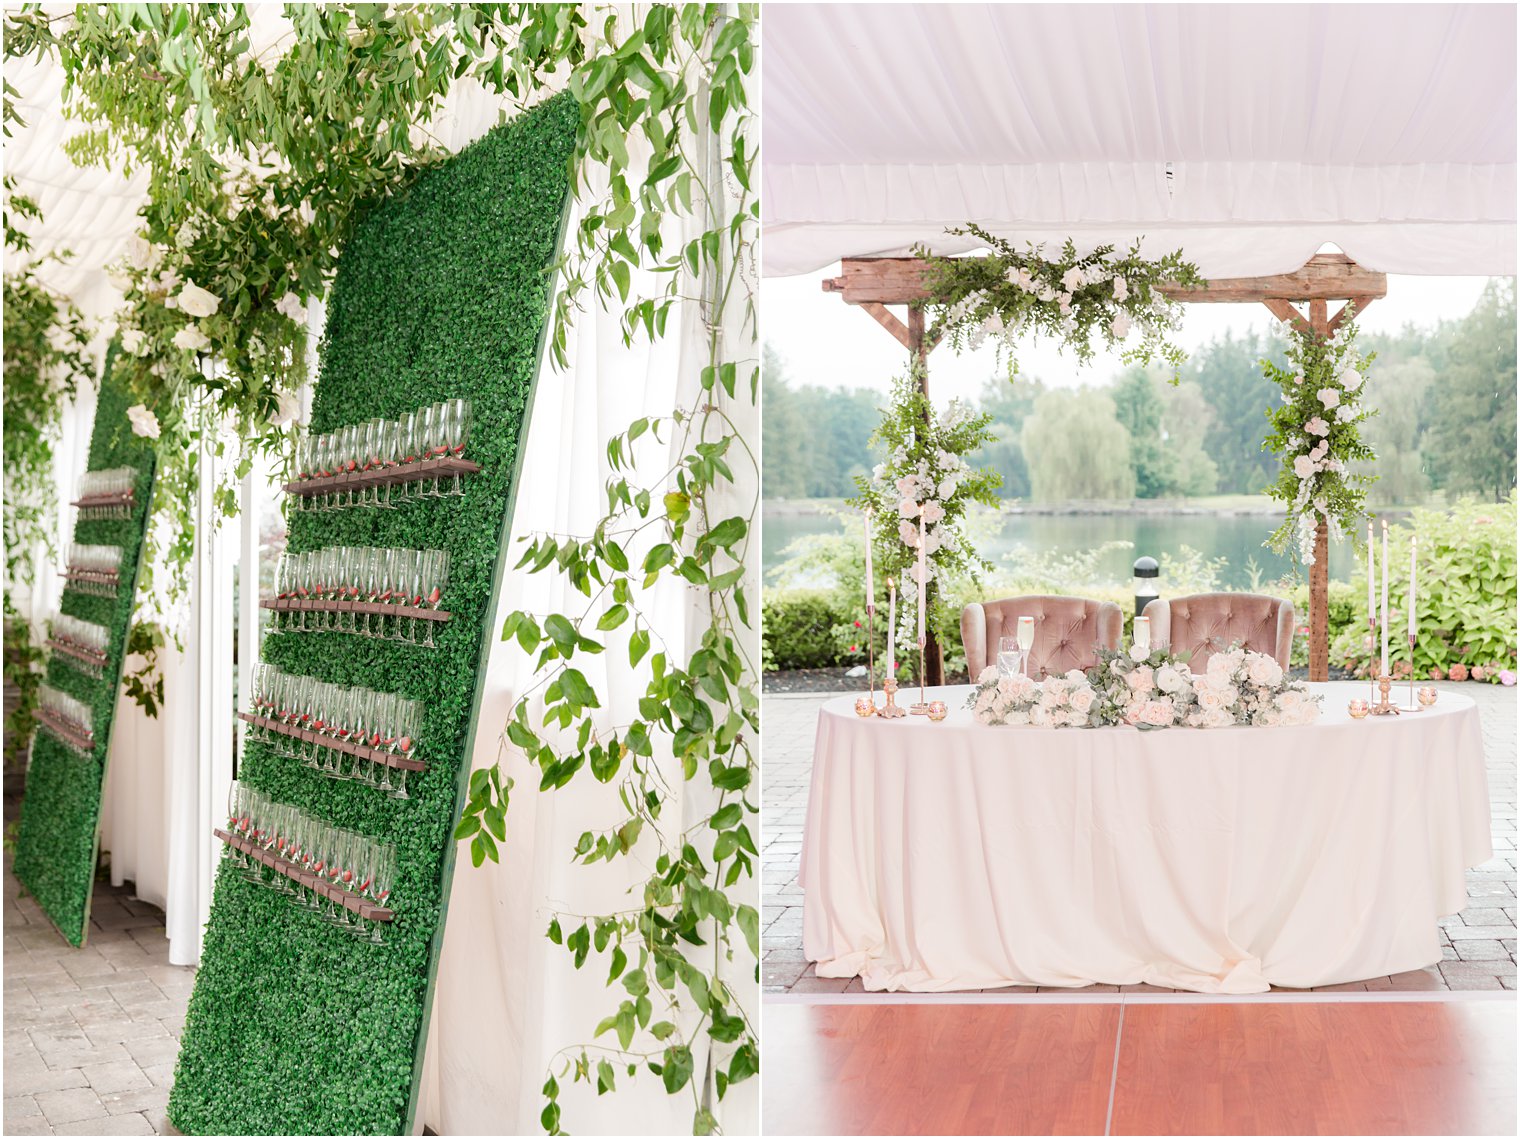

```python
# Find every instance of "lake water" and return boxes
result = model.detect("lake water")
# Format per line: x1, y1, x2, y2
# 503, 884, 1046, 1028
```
764, 507, 1359, 591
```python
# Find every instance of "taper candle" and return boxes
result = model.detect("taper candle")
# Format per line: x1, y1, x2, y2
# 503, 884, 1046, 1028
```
916, 516, 927, 649
887, 578, 896, 678
1367, 519, 1375, 626
863, 509, 874, 610
1380, 519, 1390, 676
1408, 534, 1417, 638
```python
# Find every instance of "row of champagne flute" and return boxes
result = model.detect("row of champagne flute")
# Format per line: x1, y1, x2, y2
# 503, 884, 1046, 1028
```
38, 684, 94, 750
224, 784, 395, 942
271, 546, 450, 645
64, 544, 124, 595
77, 468, 136, 518
52, 614, 110, 660
291, 399, 473, 510
249, 665, 423, 798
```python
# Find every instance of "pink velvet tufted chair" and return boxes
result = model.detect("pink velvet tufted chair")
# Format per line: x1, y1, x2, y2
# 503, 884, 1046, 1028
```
1142, 593, 1295, 670
961, 596, 1124, 680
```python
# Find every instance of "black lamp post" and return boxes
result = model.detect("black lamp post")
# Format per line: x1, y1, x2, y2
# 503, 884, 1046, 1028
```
1133, 556, 1159, 619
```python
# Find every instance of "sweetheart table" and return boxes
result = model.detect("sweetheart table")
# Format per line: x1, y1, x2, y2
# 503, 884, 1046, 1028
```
800, 682, 1491, 994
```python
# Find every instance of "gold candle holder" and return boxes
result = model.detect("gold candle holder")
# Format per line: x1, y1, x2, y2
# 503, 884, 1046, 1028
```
1347, 699, 1370, 719
1418, 686, 1438, 708
926, 700, 948, 722
909, 634, 929, 715
879, 676, 907, 719
1369, 674, 1400, 715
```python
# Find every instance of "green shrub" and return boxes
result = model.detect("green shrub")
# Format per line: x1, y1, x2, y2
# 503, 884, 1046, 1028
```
762, 591, 853, 670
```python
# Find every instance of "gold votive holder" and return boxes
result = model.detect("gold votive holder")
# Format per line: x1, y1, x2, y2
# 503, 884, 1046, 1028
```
855, 694, 877, 718
1347, 699, 1370, 720
926, 700, 948, 722
1418, 686, 1438, 708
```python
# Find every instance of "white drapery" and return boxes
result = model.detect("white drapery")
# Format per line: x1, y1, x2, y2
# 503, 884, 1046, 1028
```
762, 3, 1517, 277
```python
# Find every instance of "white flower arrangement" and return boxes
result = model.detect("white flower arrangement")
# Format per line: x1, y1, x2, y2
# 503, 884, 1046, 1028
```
172, 323, 211, 352
971, 644, 1321, 729
175, 279, 221, 318
126, 404, 161, 439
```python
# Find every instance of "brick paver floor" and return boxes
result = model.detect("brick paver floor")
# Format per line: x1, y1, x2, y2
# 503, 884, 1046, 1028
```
3, 803, 191, 1136
762, 682, 1518, 995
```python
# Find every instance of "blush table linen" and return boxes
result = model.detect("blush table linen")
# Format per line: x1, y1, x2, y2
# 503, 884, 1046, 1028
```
800, 683, 1491, 994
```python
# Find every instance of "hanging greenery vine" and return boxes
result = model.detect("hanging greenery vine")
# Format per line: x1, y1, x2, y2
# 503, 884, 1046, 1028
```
918, 223, 1203, 372
1261, 313, 1377, 564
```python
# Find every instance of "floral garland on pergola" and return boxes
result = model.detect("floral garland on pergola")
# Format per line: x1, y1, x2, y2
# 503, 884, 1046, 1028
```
1262, 313, 1376, 564
916, 223, 1204, 372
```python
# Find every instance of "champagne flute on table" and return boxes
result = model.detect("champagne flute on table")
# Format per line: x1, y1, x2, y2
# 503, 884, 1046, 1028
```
997, 634, 1019, 678
1016, 615, 1035, 678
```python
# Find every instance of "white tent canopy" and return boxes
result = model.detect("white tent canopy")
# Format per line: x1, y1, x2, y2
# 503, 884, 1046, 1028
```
761, 3, 1517, 278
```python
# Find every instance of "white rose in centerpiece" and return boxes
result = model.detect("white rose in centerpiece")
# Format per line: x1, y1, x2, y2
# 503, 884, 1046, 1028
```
1070, 687, 1096, 714
919, 500, 945, 525
1310, 440, 1329, 461
176, 280, 221, 318
1156, 665, 1188, 694
274, 292, 306, 322
1030, 704, 1053, 727
173, 323, 210, 352
1112, 275, 1128, 301
1245, 654, 1283, 687
1061, 266, 1086, 292
126, 404, 160, 439
1204, 708, 1235, 729
1141, 699, 1174, 727
1125, 665, 1155, 691
1110, 312, 1132, 340
1317, 387, 1340, 409
898, 498, 919, 519
978, 666, 999, 686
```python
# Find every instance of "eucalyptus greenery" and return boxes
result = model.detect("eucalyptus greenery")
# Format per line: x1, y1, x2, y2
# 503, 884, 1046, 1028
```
919, 223, 1204, 373
1261, 314, 1377, 565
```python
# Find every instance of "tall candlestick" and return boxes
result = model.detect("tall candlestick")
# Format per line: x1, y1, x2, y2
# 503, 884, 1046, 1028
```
1408, 535, 1418, 638
863, 509, 874, 610
1366, 520, 1376, 624
1380, 519, 1390, 676
916, 516, 927, 651
887, 578, 896, 680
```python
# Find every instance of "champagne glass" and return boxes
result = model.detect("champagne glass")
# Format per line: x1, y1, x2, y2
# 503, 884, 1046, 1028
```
399, 412, 420, 499
367, 841, 395, 943
997, 634, 1019, 678
1016, 616, 1035, 678
224, 781, 247, 868
446, 398, 472, 495
420, 549, 449, 648
390, 697, 420, 799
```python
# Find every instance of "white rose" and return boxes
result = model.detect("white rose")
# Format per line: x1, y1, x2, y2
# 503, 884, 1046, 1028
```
1305, 417, 1329, 437
1317, 387, 1340, 409
1030, 704, 1053, 727
895, 475, 918, 498
898, 498, 919, 520
919, 500, 945, 525
173, 323, 210, 352
1061, 266, 1086, 292
978, 666, 1000, 686
1245, 654, 1283, 687
938, 477, 960, 500
1293, 455, 1316, 479
1205, 708, 1235, 729
1336, 404, 1356, 422
1342, 368, 1364, 392
897, 520, 918, 546
1112, 275, 1128, 302
1070, 687, 1095, 713
1037, 285, 1056, 303
126, 404, 160, 440
1110, 312, 1132, 340
268, 389, 302, 426
1125, 665, 1155, 691
176, 280, 221, 318
274, 292, 306, 322
1156, 665, 1187, 694
119, 329, 145, 355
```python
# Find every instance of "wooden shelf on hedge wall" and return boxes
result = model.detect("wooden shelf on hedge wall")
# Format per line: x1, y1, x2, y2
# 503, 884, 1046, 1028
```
48, 639, 108, 671
214, 828, 394, 922
70, 493, 136, 511
237, 713, 427, 773
259, 598, 452, 623
60, 570, 121, 592
281, 455, 480, 497
36, 710, 95, 755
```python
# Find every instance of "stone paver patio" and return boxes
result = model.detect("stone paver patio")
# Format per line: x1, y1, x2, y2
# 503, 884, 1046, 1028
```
3, 800, 190, 1136
761, 682, 1517, 995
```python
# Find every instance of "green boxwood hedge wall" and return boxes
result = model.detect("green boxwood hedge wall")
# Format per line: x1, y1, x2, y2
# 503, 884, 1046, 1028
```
13, 349, 156, 947
168, 94, 576, 1136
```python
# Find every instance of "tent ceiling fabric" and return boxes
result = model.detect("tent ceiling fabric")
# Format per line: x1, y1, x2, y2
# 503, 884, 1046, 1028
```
761, 3, 1517, 278
5, 6, 525, 318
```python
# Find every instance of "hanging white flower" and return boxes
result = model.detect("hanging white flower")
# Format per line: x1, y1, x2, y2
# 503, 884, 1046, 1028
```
1111, 312, 1132, 340
176, 280, 221, 318
125, 234, 160, 271
1036, 284, 1057, 303
1060, 266, 1086, 292
920, 500, 945, 525
268, 389, 302, 426
1316, 387, 1340, 409
1112, 275, 1128, 302
274, 292, 306, 322
173, 323, 210, 352
126, 404, 160, 439
119, 329, 146, 355
1304, 416, 1330, 437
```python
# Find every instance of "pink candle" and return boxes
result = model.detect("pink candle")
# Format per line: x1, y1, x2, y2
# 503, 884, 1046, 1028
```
887, 578, 897, 676
1380, 520, 1390, 676
1408, 535, 1418, 638
863, 509, 874, 611
916, 517, 927, 647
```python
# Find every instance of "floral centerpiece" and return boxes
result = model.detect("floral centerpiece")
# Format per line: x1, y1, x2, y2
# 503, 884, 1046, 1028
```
968, 643, 1321, 729
967, 667, 1102, 727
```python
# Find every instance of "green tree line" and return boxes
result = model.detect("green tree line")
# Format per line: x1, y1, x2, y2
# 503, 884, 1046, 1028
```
764, 280, 1516, 504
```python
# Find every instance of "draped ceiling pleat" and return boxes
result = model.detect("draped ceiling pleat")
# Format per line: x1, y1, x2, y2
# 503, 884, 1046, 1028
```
761, 3, 1517, 276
